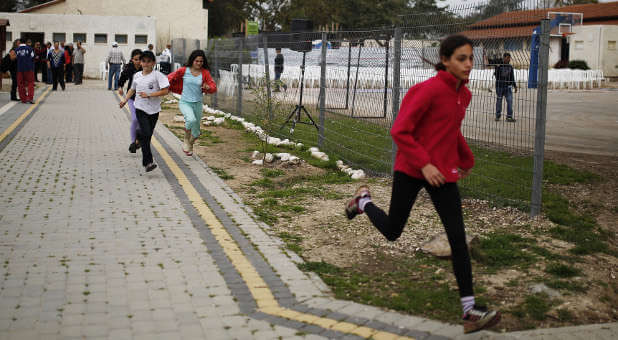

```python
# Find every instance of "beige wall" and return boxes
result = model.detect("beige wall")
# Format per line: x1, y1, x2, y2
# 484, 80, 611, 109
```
1, 12, 156, 78
570, 25, 618, 77
26, 0, 208, 52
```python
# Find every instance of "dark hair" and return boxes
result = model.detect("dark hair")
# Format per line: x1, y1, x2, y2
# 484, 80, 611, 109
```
434, 35, 474, 71
140, 50, 156, 62
185, 49, 210, 70
130, 49, 143, 58
275, 47, 281, 52
503, 52, 511, 58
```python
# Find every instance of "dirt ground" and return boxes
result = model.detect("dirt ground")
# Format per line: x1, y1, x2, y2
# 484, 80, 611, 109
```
159, 104, 617, 332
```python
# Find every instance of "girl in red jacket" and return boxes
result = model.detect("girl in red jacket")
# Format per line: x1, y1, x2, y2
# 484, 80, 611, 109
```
345, 35, 500, 334
167, 50, 217, 156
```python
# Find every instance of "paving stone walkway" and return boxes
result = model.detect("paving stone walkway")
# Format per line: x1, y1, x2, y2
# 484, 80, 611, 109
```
0, 81, 615, 340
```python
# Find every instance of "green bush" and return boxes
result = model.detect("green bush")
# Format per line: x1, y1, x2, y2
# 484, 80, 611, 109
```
568, 60, 590, 70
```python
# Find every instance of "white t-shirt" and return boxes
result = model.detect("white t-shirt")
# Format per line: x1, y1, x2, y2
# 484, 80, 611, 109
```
131, 70, 170, 115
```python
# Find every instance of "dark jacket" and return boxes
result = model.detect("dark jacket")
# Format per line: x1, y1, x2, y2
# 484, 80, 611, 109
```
119, 62, 141, 100
1, 48, 17, 74
494, 64, 516, 89
47, 48, 65, 69
16, 44, 35, 72
274, 54, 284, 74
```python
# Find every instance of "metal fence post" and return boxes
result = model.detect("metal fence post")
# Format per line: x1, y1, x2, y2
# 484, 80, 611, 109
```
391, 27, 402, 175
237, 38, 244, 116
531, 19, 550, 217
262, 35, 272, 121
318, 32, 328, 148
212, 40, 218, 109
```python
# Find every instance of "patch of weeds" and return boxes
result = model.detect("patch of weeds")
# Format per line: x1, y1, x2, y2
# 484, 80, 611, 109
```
544, 279, 586, 293
198, 130, 222, 145
209, 167, 234, 180
278, 232, 303, 255
523, 293, 552, 320
250, 178, 275, 189
260, 168, 285, 178
543, 162, 600, 185
556, 308, 574, 321
470, 233, 537, 270
545, 263, 582, 278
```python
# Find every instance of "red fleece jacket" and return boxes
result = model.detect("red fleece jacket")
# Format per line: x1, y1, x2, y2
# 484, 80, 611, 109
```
391, 70, 474, 183
167, 66, 217, 96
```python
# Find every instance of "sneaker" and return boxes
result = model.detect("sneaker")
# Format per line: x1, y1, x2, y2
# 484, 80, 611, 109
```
506, 117, 516, 122
463, 305, 501, 334
145, 163, 158, 172
128, 142, 137, 153
345, 185, 370, 220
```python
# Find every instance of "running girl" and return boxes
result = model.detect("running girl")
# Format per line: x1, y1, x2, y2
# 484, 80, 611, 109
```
118, 49, 143, 154
167, 50, 217, 156
119, 50, 169, 172
344, 35, 500, 334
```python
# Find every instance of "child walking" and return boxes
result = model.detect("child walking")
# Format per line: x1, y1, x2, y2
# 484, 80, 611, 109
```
345, 35, 500, 334
167, 50, 217, 156
118, 49, 143, 153
119, 51, 169, 172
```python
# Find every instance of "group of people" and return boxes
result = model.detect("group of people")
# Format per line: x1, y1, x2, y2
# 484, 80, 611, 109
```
1, 38, 86, 99
108, 43, 172, 91
117, 48, 216, 173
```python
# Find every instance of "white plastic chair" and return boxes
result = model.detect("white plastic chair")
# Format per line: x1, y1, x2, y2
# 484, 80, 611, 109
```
99, 62, 108, 80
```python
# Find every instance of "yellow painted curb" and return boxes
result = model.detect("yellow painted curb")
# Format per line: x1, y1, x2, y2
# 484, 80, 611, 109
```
0, 86, 52, 144
116, 92, 415, 339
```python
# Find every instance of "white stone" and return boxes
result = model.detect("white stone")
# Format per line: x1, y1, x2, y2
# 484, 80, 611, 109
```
213, 118, 225, 125
288, 156, 300, 164
309, 147, 320, 153
264, 153, 274, 163
251, 160, 263, 165
206, 116, 216, 121
202, 121, 211, 126
296, 143, 303, 149
336, 160, 344, 168
351, 170, 366, 180
251, 151, 261, 160
276, 153, 291, 162
173, 116, 185, 123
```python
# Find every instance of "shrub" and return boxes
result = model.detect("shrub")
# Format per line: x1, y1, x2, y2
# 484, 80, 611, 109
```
568, 60, 590, 70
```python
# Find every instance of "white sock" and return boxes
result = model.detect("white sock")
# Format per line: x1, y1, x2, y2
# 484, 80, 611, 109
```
461, 296, 475, 315
358, 196, 372, 212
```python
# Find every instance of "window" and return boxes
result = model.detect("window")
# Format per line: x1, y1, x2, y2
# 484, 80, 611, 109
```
6, 31, 12, 42
52, 33, 66, 43
73, 33, 87, 43
95, 34, 107, 44
135, 34, 147, 44
575, 40, 584, 50
609, 41, 616, 51
115, 34, 128, 44
504, 39, 523, 51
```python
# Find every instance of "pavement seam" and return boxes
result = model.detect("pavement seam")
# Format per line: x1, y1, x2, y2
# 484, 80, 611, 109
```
0, 86, 52, 152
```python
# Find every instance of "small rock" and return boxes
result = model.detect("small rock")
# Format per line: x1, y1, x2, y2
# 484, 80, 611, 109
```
421, 233, 477, 258
251, 151, 261, 159
309, 147, 320, 153
529, 283, 562, 298
264, 153, 274, 163
251, 160, 263, 165
173, 116, 185, 122
296, 143, 303, 149
434, 268, 444, 275
213, 118, 225, 125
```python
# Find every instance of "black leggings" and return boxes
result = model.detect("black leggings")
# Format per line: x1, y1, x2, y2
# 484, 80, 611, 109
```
135, 109, 159, 167
364, 171, 474, 297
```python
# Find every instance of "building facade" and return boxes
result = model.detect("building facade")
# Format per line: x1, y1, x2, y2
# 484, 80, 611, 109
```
20, 0, 208, 52
1, 12, 156, 78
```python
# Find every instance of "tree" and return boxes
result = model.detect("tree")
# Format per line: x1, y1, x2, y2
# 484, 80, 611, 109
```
244, 0, 291, 31
206, 0, 247, 37
333, 0, 409, 30
551, 0, 597, 7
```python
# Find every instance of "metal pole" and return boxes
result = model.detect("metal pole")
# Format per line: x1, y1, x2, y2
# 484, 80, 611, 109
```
262, 35, 272, 121
318, 32, 328, 148
345, 41, 352, 109
531, 19, 550, 217
212, 40, 218, 109
237, 38, 244, 116
351, 41, 362, 117
391, 28, 402, 175
383, 38, 390, 118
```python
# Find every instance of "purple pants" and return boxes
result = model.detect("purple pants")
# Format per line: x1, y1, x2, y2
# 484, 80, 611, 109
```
128, 99, 141, 142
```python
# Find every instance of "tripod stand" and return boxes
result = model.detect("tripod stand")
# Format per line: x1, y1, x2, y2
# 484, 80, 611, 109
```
280, 51, 318, 134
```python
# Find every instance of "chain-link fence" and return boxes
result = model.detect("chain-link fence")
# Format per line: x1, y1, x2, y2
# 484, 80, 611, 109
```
204, 0, 554, 214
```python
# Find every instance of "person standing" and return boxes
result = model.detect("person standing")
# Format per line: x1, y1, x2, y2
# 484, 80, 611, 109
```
107, 42, 125, 91
1, 39, 20, 101
72, 41, 86, 85
33, 41, 47, 83
47, 41, 66, 91
167, 50, 217, 156
118, 49, 143, 153
15, 40, 36, 104
160, 44, 172, 75
45, 42, 53, 84
273, 48, 286, 92
64, 43, 73, 83
119, 51, 169, 172
344, 35, 501, 334
494, 53, 517, 122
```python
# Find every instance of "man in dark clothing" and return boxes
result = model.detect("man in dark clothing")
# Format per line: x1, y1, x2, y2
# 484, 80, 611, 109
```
34, 41, 48, 83
273, 48, 286, 92
16, 40, 36, 104
47, 41, 66, 91
494, 53, 517, 122
1, 39, 21, 101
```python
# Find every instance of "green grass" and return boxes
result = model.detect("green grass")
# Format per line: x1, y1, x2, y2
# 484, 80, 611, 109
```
523, 294, 552, 321
544, 279, 586, 293
209, 166, 235, 180
260, 168, 285, 178
471, 233, 537, 270
545, 263, 582, 278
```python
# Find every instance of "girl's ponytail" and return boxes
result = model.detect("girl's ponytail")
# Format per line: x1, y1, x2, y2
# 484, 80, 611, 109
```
435, 62, 446, 71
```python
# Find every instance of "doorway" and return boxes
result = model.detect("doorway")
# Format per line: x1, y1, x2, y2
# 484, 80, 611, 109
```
20, 32, 45, 45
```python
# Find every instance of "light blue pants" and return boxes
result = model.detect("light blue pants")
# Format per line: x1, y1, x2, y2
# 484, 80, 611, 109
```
179, 100, 203, 138
108, 64, 121, 90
